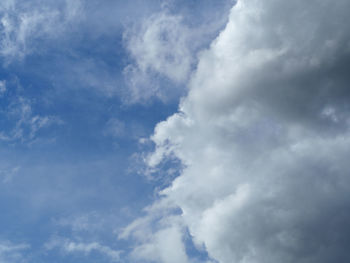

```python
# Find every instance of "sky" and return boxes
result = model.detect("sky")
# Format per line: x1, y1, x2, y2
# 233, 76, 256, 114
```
0, 0, 350, 262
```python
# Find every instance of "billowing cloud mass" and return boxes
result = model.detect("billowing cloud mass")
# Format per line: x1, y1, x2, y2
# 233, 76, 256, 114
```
124, 0, 350, 262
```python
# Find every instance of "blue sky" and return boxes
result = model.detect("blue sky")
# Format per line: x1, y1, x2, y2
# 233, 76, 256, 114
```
2, 0, 350, 263
0, 0, 231, 262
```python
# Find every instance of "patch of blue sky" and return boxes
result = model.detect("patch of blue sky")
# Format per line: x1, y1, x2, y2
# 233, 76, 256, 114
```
0, 0, 232, 262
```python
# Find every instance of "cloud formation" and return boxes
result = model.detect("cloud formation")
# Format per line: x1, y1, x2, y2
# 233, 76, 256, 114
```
45, 237, 121, 262
126, 0, 350, 262
0, 95, 62, 144
122, 1, 232, 103
123, 11, 194, 103
0, 241, 29, 263
0, 0, 82, 62
125, 12, 192, 83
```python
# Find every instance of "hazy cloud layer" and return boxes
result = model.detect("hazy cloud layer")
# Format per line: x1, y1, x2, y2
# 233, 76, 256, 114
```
125, 0, 350, 262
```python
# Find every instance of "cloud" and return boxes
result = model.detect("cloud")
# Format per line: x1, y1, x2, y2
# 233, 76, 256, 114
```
0, 78, 64, 145
124, 0, 350, 262
123, 11, 193, 103
54, 213, 103, 233
103, 118, 125, 138
119, 199, 191, 263
53, 211, 123, 236
0, 80, 6, 95
122, 1, 232, 103
0, 165, 20, 183
45, 237, 121, 262
64, 241, 121, 262
130, 225, 189, 263
0, 95, 63, 144
0, 0, 82, 62
125, 12, 193, 83
0, 240, 29, 263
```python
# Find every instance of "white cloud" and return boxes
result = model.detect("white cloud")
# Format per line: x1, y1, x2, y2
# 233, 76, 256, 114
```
131, 225, 189, 263
125, 0, 350, 262
119, 199, 191, 263
0, 166, 20, 183
122, 2, 232, 103
0, 240, 29, 263
0, 0, 82, 62
125, 12, 192, 83
45, 237, 121, 262
64, 241, 121, 262
123, 11, 193, 103
0, 95, 63, 144
0, 80, 6, 95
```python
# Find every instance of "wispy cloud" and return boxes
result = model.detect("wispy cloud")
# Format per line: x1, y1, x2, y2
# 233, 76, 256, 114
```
103, 118, 125, 138
1, 95, 63, 145
0, 165, 20, 183
123, 11, 193, 103
45, 237, 121, 262
122, 2, 231, 103
0, 80, 6, 95
0, 240, 29, 263
0, 0, 82, 62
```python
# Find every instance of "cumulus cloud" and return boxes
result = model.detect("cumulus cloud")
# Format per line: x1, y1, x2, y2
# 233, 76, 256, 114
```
125, 0, 350, 262
119, 199, 191, 263
130, 225, 189, 263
